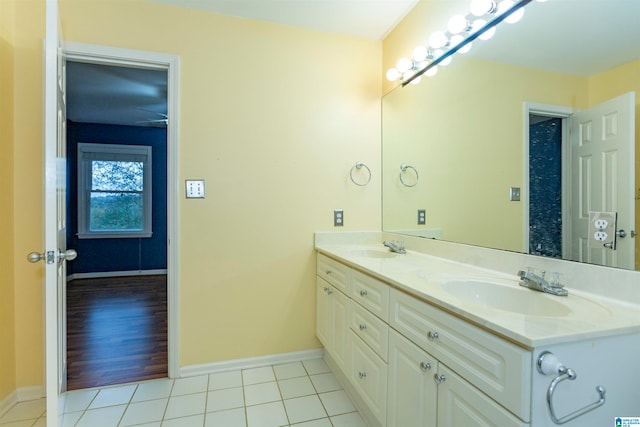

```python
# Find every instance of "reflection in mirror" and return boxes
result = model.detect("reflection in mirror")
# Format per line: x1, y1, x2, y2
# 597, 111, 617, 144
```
382, 0, 640, 270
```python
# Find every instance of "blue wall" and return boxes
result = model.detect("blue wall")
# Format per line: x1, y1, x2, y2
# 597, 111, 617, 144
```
67, 121, 167, 275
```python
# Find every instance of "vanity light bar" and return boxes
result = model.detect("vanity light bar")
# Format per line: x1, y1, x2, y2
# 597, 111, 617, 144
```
388, 0, 538, 87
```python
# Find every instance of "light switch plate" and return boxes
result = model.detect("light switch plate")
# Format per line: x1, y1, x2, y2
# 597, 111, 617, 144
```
186, 180, 205, 198
509, 187, 521, 201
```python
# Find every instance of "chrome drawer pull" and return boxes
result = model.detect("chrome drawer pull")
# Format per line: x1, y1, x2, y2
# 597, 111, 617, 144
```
358, 371, 367, 379
359, 324, 367, 331
427, 331, 439, 341
359, 289, 368, 297
419, 362, 431, 372
433, 373, 446, 385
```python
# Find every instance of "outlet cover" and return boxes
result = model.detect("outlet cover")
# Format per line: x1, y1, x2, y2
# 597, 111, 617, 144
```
186, 180, 205, 198
334, 209, 344, 227
418, 209, 426, 225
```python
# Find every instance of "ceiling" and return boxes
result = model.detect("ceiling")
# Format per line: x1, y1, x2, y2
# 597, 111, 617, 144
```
148, 0, 419, 40
66, 0, 640, 127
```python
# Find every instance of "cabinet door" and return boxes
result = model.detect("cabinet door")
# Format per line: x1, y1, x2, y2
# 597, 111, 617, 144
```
437, 365, 528, 427
350, 331, 388, 426
331, 288, 350, 372
316, 278, 332, 349
388, 330, 437, 427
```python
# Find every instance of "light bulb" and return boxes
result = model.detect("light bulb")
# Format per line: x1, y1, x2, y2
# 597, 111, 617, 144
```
402, 70, 416, 81
434, 49, 452, 66
447, 14, 469, 34
498, 0, 524, 22
473, 19, 496, 40
428, 31, 448, 49
450, 34, 472, 53
396, 57, 413, 73
426, 66, 438, 77
459, 41, 472, 53
470, 0, 496, 16
413, 46, 429, 62
386, 68, 401, 81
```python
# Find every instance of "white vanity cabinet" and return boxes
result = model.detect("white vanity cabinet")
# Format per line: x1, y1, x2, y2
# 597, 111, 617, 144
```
316, 254, 351, 373
387, 329, 438, 427
317, 252, 532, 427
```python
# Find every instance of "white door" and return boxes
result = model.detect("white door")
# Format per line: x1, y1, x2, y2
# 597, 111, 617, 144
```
570, 92, 635, 269
42, 0, 73, 424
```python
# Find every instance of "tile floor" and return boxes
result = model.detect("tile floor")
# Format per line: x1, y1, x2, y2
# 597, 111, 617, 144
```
0, 359, 367, 427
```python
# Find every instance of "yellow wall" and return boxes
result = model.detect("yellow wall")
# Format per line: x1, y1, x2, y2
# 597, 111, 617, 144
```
588, 61, 640, 268
57, 1, 381, 366
0, 0, 16, 402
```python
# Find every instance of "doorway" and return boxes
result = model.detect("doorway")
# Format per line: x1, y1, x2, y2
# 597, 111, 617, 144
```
523, 102, 572, 259
528, 114, 564, 258
62, 43, 180, 390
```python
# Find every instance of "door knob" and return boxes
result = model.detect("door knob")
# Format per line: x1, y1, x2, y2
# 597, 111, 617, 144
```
27, 251, 50, 263
59, 249, 78, 261
27, 249, 77, 264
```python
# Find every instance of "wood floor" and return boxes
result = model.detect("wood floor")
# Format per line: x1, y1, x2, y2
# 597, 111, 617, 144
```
66, 275, 168, 390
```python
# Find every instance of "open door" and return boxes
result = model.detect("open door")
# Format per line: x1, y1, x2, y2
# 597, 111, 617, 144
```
570, 92, 635, 268
39, 0, 73, 424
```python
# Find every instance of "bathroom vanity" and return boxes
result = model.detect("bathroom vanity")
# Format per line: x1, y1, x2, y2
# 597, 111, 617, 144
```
315, 232, 640, 427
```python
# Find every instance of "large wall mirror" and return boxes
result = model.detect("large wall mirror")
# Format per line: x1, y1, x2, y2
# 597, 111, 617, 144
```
382, 0, 640, 270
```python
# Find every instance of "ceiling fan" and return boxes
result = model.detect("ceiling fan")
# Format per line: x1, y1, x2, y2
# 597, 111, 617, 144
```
136, 108, 168, 127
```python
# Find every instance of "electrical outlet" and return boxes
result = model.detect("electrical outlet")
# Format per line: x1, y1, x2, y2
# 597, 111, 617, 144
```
418, 209, 426, 225
185, 180, 205, 198
334, 209, 344, 227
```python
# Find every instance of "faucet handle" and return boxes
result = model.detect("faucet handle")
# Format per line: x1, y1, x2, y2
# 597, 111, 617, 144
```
549, 272, 564, 288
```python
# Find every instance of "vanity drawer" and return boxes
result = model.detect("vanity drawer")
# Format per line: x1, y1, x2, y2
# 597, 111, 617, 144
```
350, 331, 387, 426
317, 253, 350, 294
390, 288, 531, 421
350, 269, 389, 321
350, 300, 389, 362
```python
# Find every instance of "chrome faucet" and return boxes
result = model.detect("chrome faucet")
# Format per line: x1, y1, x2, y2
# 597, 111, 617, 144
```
383, 240, 406, 254
517, 269, 568, 296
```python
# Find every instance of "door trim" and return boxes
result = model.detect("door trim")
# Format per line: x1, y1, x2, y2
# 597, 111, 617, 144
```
522, 102, 573, 256
63, 42, 181, 379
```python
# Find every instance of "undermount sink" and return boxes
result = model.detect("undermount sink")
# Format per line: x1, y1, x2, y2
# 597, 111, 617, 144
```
349, 248, 397, 259
434, 276, 572, 317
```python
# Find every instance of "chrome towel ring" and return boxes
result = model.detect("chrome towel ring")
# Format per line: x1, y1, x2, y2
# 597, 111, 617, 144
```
350, 162, 372, 186
400, 164, 419, 187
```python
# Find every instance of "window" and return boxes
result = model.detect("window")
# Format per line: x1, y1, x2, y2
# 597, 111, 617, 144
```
78, 143, 152, 239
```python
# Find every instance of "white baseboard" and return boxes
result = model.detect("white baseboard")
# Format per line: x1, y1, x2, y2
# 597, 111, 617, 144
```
0, 386, 45, 418
180, 348, 325, 378
67, 269, 168, 281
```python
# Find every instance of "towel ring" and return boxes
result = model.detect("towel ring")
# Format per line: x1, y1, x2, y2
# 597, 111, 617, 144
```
350, 162, 372, 186
400, 164, 419, 187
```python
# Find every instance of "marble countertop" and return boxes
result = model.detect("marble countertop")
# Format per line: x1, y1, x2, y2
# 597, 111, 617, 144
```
315, 242, 640, 348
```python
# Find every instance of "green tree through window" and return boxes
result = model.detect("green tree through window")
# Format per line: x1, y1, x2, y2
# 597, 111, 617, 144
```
78, 143, 152, 239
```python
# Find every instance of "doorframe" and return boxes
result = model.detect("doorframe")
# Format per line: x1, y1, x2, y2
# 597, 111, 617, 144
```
522, 102, 573, 258
64, 42, 181, 379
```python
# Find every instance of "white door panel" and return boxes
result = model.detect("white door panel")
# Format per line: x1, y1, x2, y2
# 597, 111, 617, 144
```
570, 92, 635, 269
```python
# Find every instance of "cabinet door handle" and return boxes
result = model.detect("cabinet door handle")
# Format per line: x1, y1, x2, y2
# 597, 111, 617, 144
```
433, 373, 446, 385
359, 289, 368, 297
326, 288, 333, 295
358, 371, 367, 379
325, 269, 332, 275
359, 323, 367, 331
427, 331, 439, 341
420, 362, 431, 372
